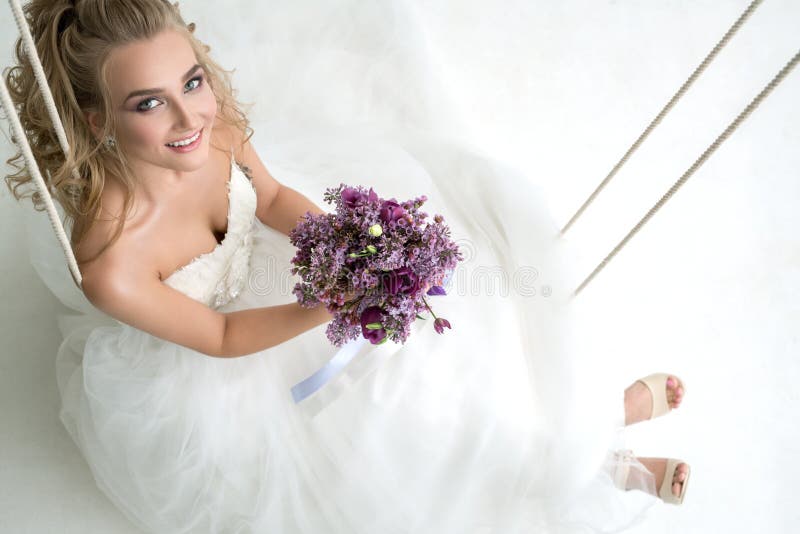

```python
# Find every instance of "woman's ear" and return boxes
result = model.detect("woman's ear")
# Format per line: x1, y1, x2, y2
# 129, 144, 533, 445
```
84, 110, 104, 140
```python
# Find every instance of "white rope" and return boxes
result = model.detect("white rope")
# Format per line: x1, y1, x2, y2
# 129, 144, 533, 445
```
3, 0, 83, 289
0, 80, 82, 289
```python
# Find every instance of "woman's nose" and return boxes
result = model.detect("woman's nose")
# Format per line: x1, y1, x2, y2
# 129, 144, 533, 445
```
171, 99, 198, 130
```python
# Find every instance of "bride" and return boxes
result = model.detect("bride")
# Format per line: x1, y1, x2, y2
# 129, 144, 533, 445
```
7, 0, 689, 532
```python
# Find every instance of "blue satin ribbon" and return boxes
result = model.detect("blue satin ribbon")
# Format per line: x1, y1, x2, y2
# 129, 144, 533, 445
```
289, 318, 431, 418
291, 336, 369, 403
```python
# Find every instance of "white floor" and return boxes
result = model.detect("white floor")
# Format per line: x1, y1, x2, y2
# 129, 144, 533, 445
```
2, 1, 798, 532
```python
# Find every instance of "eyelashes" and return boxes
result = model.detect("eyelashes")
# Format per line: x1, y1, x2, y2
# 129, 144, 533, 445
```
135, 75, 205, 112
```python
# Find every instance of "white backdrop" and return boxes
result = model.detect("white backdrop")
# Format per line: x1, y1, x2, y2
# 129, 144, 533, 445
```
1, 1, 797, 532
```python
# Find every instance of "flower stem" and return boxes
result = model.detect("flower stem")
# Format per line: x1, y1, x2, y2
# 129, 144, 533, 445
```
348, 246, 379, 259
420, 295, 438, 321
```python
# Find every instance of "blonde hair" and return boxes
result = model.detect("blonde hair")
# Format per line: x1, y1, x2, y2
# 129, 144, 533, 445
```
3, 0, 254, 266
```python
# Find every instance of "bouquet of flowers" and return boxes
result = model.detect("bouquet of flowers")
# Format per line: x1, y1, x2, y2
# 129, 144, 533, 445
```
289, 184, 463, 347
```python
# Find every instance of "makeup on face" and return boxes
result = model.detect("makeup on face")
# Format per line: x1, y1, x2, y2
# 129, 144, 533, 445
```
106, 30, 217, 168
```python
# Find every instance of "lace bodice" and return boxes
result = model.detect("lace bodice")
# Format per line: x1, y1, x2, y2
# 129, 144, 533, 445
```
163, 157, 257, 309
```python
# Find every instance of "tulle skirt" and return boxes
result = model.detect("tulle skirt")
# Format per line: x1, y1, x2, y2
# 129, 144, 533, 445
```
28, 121, 660, 533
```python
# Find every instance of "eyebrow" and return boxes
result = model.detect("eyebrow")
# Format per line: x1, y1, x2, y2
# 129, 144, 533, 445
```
124, 64, 203, 103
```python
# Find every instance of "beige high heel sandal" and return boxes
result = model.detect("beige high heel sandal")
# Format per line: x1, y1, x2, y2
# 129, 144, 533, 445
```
636, 372, 686, 420
612, 449, 691, 505
658, 457, 691, 505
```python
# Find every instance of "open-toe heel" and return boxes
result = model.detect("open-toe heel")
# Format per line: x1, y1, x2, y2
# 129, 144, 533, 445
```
658, 457, 690, 505
610, 450, 690, 505
636, 373, 686, 420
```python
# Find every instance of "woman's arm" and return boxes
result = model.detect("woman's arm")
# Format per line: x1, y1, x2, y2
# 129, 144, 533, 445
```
260, 184, 325, 236
220, 302, 332, 357
82, 257, 336, 359
228, 128, 326, 235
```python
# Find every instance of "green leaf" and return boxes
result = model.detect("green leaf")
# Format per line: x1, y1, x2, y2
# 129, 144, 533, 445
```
415, 314, 427, 320
376, 336, 389, 345
365, 322, 383, 330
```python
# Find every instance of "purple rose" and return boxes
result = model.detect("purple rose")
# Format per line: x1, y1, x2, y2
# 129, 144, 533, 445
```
379, 199, 407, 224
433, 317, 452, 335
341, 187, 361, 208
381, 266, 420, 296
360, 306, 388, 344
342, 187, 379, 208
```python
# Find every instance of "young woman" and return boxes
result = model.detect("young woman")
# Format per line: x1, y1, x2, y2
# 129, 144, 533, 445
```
5, 1, 688, 532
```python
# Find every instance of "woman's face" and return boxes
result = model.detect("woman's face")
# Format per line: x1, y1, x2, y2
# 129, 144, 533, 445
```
94, 29, 218, 177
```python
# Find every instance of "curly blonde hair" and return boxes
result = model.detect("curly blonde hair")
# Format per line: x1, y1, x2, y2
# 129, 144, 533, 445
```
2, 0, 254, 266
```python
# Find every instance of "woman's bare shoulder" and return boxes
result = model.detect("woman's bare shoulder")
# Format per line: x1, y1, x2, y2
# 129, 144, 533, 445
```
75, 181, 158, 287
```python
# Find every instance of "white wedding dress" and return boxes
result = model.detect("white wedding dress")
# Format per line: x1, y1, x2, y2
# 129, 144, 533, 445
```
23, 3, 663, 532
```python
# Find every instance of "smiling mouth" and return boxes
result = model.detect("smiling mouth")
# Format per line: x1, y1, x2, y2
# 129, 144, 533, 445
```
165, 127, 203, 147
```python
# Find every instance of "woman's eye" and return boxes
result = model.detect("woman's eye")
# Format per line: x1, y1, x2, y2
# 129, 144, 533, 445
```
136, 98, 159, 112
185, 75, 203, 91
135, 75, 204, 112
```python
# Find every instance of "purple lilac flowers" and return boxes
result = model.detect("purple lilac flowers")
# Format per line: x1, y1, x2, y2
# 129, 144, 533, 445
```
289, 184, 463, 347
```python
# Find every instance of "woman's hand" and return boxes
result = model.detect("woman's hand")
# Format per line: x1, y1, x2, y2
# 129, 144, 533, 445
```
342, 288, 361, 307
